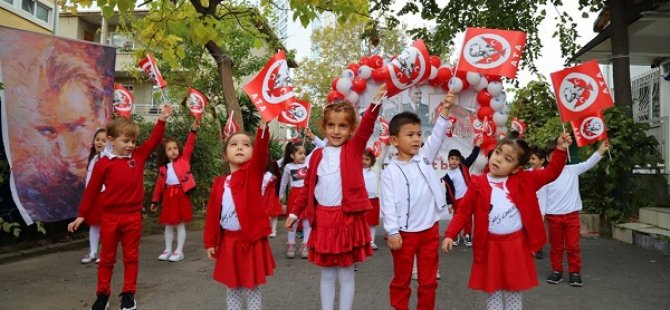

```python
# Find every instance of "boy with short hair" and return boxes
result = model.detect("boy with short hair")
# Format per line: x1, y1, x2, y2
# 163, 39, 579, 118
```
381, 92, 454, 310
69, 105, 173, 310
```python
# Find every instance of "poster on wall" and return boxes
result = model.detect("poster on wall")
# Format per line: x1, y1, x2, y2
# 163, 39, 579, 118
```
0, 26, 115, 224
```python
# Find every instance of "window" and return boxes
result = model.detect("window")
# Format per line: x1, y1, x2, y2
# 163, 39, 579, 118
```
21, 0, 34, 14
35, 2, 49, 23
2, 0, 14, 5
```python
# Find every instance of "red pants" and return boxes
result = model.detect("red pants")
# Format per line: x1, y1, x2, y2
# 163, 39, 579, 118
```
452, 199, 472, 236
546, 212, 581, 273
97, 212, 142, 295
389, 223, 439, 310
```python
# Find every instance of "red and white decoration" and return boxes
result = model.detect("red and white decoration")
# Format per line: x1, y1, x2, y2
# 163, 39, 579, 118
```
510, 118, 527, 137
187, 87, 208, 121
378, 116, 390, 144
138, 53, 167, 88
243, 50, 295, 121
223, 111, 240, 139
457, 27, 527, 79
113, 83, 134, 118
278, 99, 311, 128
570, 111, 608, 147
550, 60, 614, 122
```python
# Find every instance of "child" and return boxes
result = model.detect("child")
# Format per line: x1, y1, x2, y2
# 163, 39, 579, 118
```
285, 85, 387, 310
362, 148, 380, 250
68, 105, 173, 310
442, 131, 572, 310
442, 137, 482, 247
203, 121, 275, 310
544, 140, 609, 287
528, 145, 549, 259
263, 157, 283, 237
79, 127, 107, 264
150, 120, 200, 262
381, 92, 454, 310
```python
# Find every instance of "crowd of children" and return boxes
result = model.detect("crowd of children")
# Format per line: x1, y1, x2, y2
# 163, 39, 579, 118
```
65, 79, 611, 310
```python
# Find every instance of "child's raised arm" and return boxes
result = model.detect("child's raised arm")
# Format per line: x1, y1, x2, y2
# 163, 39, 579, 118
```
527, 132, 572, 190
351, 84, 387, 154
181, 120, 200, 162
423, 92, 455, 161
135, 104, 173, 160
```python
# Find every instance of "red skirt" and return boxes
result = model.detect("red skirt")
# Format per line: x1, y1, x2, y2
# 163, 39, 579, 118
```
159, 185, 193, 225
307, 205, 373, 267
287, 187, 305, 218
263, 189, 283, 217
213, 230, 276, 289
365, 198, 380, 226
469, 230, 538, 293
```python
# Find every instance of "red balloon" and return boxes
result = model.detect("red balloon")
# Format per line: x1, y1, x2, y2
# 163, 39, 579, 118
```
477, 90, 493, 107
369, 55, 383, 69
331, 78, 339, 91
428, 78, 443, 87
436, 67, 453, 84
327, 90, 344, 103
352, 77, 367, 92
347, 63, 360, 76
477, 106, 494, 120
430, 55, 441, 68
372, 67, 388, 82
359, 56, 370, 66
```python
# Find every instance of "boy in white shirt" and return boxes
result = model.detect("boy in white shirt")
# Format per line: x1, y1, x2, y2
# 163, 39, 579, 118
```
381, 92, 454, 310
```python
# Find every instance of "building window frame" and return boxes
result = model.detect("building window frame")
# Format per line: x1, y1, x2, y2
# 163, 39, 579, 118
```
0, 0, 54, 30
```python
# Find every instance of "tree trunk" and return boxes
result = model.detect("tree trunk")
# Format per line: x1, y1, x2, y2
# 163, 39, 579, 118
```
609, 0, 633, 117
205, 41, 245, 131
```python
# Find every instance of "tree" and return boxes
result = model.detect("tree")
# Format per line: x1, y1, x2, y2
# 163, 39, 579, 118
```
508, 80, 560, 146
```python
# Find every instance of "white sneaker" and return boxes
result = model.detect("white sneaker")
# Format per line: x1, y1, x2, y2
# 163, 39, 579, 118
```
371, 243, 378, 250
168, 251, 184, 262
81, 253, 97, 264
158, 250, 171, 261
436, 270, 441, 280
95, 258, 100, 264
269, 231, 277, 238
300, 246, 309, 259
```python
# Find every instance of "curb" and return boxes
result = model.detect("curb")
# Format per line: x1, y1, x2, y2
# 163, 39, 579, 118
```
0, 238, 88, 265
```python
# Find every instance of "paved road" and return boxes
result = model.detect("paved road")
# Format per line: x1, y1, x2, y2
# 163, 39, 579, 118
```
1, 220, 669, 309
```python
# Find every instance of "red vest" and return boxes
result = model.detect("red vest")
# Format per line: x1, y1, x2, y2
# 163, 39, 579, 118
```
151, 131, 197, 203
203, 128, 271, 248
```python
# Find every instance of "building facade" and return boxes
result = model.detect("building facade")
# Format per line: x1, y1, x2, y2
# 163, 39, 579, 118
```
0, 0, 57, 34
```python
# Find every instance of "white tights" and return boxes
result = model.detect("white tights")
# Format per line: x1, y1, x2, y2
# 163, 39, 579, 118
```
369, 226, 376, 245
88, 225, 100, 256
164, 223, 186, 253
226, 286, 262, 310
487, 290, 523, 310
270, 217, 277, 234
286, 219, 311, 245
320, 266, 355, 310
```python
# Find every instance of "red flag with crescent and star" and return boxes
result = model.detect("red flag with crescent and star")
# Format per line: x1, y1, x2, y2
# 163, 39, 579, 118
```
570, 111, 608, 147
378, 116, 390, 144
384, 39, 432, 97
278, 99, 311, 128
223, 111, 240, 139
458, 27, 527, 78
138, 53, 167, 88
187, 87, 208, 121
113, 83, 134, 118
551, 60, 614, 122
243, 50, 295, 121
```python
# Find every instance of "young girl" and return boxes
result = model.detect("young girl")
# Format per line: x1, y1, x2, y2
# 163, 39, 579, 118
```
442, 132, 572, 310
150, 120, 199, 262
203, 121, 275, 310
263, 157, 283, 237
362, 148, 380, 250
79, 128, 107, 264
285, 85, 386, 310
528, 146, 549, 259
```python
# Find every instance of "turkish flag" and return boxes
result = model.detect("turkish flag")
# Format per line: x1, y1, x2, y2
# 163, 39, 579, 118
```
187, 87, 208, 120
138, 53, 167, 88
458, 27, 527, 78
511, 117, 527, 137
378, 116, 390, 144
551, 60, 614, 122
113, 83, 134, 118
370, 140, 383, 158
223, 111, 240, 139
471, 115, 496, 137
384, 39, 432, 97
279, 99, 311, 128
243, 50, 295, 121
570, 111, 608, 147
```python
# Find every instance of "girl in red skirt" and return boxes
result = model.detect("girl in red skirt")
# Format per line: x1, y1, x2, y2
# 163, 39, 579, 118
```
279, 141, 311, 258
362, 148, 380, 250
286, 85, 387, 310
79, 127, 107, 264
262, 157, 283, 237
442, 131, 572, 310
204, 121, 274, 310
150, 120, 199, 262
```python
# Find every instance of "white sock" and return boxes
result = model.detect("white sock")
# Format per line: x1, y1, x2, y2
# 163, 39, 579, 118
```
487, 290, 504, 310
89, 225, 100, 256
226, 288, 243, 310
288, 221, 297, 244
302, 219, 312, 244
270, 217, 277, 233
369, 226, 376, 244
164, 225, 175, 252
176, 223, 186, 253
320, 267, 337, 310
412, 255, 418, 273
245, 287, 262, 310
503, 291, 523, 310
338, 266, 356, 310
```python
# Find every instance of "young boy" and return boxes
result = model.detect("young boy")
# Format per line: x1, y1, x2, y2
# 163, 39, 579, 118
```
381, 92, 454, 310
68, 105, 172, 310
442, 139, 481, 246
544, 140, 609, 287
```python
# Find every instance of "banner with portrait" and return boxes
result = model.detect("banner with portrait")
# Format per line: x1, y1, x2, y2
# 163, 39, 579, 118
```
0, 27, 115, 224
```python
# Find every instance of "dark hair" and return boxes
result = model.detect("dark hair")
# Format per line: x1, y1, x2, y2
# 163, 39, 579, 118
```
322, 102, 357, 130
280, 142, 305, 172
496, 131, 532, 166
448, 149, 463, 161
363, 148, 377, 167
87, 127, 106, 166
156, 138, 184, 167
389, 112, 421, 136
530, 145, 548, 167
266, 152, 282, 195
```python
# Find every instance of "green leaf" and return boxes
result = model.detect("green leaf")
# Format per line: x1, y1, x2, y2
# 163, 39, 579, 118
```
13, 227, 21, 238
37, 221, 47, 235
2, 221, 9, 233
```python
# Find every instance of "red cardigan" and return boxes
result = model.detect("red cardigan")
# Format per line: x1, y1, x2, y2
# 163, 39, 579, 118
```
203, 127, 270, 249
445, 149, 568, 262
291, 103, 381, 224
151, 130, 197, 203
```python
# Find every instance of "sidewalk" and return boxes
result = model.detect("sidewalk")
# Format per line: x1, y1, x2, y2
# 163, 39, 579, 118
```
0, 221, 668, 309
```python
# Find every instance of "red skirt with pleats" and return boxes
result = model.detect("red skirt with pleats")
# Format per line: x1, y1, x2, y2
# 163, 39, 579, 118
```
307, 205, 373, 267
159, 185, 192, 225
213, 230, 276, 289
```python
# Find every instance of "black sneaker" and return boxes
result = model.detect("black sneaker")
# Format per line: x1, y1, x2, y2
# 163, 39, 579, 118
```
453, 235, 462, 246
569, 273, 583, 287
534, 250, 544, 259
120, 292, 136, 310
91, 294, 109, 310
546, 271, 563, 284
464, 234, 473, 247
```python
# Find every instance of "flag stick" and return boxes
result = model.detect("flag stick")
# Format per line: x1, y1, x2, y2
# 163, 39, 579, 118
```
607, 148, 613, 161
561, 123, 572, 162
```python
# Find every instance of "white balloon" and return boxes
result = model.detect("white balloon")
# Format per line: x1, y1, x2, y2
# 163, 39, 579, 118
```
494, 91, 507, 103
493, 111, 508, 127
502, 104, 510, 113
358, 65, 372, 79
487, 81, 503, 97
336, 78, 353, 95
490, 97, 506, 111
474, 76, 489, 91
497, 126, 508, 135
345, 91, 359, 104
466, 72, 481, 87
429, 66, 438, 80
448, 77, 464, 93
341, 69, 356, 80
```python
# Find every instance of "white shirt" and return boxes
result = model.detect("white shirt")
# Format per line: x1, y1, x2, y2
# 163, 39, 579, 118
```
545, 152, 603, 215
363, 168, 378, 198
314, 146, 343, 206
262, 172, 276, 194
446, 167, 468, 199
487, 175, 522, 234
165, 163, 180, 185
219, 176, 240, 231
